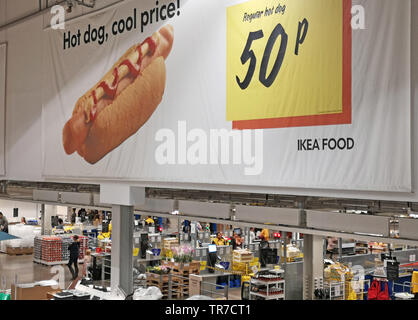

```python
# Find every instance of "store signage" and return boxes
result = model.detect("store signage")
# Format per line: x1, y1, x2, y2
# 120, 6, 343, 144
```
227, 0, 351, 129
42, 0, 411, 193
386, 260, 399, 281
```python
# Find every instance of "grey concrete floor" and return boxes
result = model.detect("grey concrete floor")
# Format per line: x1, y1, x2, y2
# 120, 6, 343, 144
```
0, 252, 242, 300
0, 253, 75, 290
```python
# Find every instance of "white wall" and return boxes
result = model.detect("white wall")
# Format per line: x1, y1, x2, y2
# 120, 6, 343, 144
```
0, 198, 69, 223
0, 199, 39, 222
0, 0, 417, 202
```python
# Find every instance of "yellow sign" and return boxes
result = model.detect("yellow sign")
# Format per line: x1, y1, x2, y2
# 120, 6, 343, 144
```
133, 248, 139, 257
227, 0, 351, 129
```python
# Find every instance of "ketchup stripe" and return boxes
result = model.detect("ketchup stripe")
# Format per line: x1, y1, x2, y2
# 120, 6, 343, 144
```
89, 36, 156, 123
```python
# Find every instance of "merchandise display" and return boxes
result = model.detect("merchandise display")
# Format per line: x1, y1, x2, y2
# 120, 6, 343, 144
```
250, 269, 285, 300
33, 235, 88, 265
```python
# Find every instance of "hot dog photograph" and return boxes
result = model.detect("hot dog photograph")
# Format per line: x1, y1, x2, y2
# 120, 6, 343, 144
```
62, 25, 174, 164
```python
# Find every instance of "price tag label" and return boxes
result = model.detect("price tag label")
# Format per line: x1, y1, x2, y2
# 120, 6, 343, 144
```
227, 0, 351, 129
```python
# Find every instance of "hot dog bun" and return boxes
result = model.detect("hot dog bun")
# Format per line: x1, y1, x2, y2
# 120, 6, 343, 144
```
78, 57, 166, 164
62, 25, 174, 164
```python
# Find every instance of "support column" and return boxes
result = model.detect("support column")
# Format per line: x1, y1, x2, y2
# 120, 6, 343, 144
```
40, 204, 45, 235
338, 238, 343, 261
66, 207, 72, 224
303, 234, 324, 300
111, 205, 134, 296
41, 205, 56, 235
244, 227, 250, 247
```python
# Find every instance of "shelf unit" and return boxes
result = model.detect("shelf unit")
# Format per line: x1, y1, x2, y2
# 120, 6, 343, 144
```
250, 270, 285, 300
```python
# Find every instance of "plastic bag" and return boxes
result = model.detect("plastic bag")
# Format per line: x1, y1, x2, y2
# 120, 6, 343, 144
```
133, 286, 163, 300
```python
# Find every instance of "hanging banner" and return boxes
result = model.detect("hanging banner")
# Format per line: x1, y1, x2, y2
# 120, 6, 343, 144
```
42, 0, 412, 192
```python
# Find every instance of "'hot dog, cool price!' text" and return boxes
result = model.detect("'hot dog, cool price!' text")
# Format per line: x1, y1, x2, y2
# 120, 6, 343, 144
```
63, 1, 180, 50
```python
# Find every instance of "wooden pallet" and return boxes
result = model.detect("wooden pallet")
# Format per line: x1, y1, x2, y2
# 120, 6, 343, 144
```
147, 280, 179, 288
146, 272, 170, 282
6, 247, 33, 256
161, 291, 181, 299
162, 261, 200, 275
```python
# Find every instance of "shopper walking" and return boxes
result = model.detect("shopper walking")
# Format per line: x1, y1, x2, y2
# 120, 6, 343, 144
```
67, 235, 80, 280
0, 212, 8, 233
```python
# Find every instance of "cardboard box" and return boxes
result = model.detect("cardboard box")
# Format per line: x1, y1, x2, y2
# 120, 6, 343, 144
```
22, 247, 34, 255
6, 247, 22, 255
189, 274, 202, 297
11, 283, 57, 300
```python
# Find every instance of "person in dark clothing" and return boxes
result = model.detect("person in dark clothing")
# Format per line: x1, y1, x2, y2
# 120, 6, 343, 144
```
56, 219, 64, 230
67, 235, 80, 280
71, 208, 76, 224
0, 212, 8, 233
78, 208, 87, 223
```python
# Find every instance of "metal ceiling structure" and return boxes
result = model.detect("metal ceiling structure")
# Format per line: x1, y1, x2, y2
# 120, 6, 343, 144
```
0, 179, 415, 245
0, 180, 415, 215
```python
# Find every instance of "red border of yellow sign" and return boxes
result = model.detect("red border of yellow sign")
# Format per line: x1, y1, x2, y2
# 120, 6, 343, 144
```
232, 0, 352, 130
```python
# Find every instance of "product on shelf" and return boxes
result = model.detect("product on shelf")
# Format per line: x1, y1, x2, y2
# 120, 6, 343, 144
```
233, 249, 253, 263
41, 237, 62, 263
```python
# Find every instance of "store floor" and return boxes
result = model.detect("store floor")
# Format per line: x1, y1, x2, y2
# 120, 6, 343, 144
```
0, 253, 242, 300
0, 253, 76, 291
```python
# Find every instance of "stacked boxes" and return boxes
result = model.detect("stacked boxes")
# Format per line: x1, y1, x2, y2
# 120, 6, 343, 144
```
61, 236, 72, 262
34, 236, 42, 261
78, 236, 88, 260
41, 237, 62, 263
163, 238, 179, 251
233, 249, 253, 264
33, 235, 88, 265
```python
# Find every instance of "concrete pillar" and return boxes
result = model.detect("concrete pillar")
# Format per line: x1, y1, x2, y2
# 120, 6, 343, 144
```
40, 204, 45, 235
303, 234, 324, 300
42, 205, 56, 235
110, 205, 134, 296
338, 238, 343, 261
67, 207, 72, 223
100, 184, 145, 296
244, 227, 250, 246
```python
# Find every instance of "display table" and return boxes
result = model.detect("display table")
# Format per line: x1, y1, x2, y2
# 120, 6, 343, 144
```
198, 271, 234, 298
